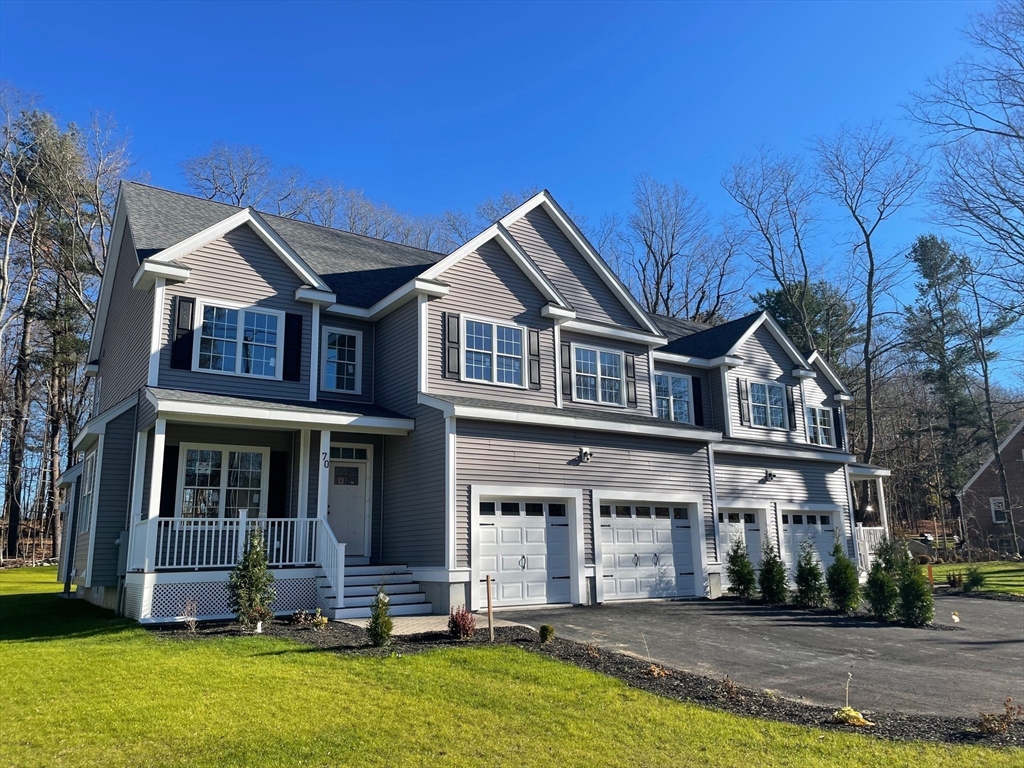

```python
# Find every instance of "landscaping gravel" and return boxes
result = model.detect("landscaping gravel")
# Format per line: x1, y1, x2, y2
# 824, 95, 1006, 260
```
153, 618, 1023, 747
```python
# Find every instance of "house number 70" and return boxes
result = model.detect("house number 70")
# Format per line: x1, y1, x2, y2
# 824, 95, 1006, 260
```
322, 452, 329, 468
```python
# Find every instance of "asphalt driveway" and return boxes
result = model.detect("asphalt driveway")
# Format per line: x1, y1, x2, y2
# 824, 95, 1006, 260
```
500, 595, 1024, 717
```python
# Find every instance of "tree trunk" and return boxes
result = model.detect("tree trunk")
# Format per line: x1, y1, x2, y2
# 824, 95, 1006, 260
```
4, 309, 34, 558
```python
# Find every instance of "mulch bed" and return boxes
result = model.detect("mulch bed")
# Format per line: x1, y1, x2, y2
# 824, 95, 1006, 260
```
152, 619, 1022, 747
939, 589, 1024, 604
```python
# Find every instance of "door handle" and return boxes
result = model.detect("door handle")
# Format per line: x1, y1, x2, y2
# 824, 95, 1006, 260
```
652, 553, 659, 566
519, 555, 527, 570
633, 553, 639, 567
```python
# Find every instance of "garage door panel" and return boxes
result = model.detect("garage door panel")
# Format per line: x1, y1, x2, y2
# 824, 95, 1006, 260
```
525, 528, 546, 544
602, 503, 697, 600
499, 528, 524, 545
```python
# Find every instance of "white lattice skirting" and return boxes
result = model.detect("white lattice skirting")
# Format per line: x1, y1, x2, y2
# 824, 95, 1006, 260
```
149, 577, 318, 621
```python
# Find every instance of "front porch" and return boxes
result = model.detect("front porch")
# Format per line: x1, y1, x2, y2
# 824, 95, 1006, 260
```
120, 388, 433, 622
849, 463, 891, 574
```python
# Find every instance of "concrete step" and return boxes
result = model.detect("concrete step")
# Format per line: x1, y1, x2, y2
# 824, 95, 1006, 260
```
343, 583, 421, 597
332, 602, 434, 620
343, 573, 414, 587
341, 592, 428, 608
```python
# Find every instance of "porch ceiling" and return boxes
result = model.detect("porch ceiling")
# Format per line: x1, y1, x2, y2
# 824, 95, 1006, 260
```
145, 387, 414, 434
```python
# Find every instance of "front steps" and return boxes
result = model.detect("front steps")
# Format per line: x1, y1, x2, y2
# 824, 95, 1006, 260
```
317, 561, 433, 620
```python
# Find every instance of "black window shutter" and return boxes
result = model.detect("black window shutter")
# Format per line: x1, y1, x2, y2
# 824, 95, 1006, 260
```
267, 451, 289, 518
560, 341, 572, 401
283, 313, 303, 382
170, 296, 194, 370
624, 354, 637, 408
786, 385, 798, 431
737, 378, 751, 425
833, 406, 845, 450
444, 313, 461, 378
159, 445, 179, 518
527, 329, 541, 390
691, 376, 704, 426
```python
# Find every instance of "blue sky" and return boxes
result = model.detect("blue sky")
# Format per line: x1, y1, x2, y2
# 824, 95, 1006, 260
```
2, 0, 1008, 368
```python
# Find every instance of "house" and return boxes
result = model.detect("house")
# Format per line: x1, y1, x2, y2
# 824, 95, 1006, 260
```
57, 182, 884, 622
960, 420, 1024, 557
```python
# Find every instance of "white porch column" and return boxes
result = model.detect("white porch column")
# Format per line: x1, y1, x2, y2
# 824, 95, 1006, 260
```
318, 429, 331, 520
144, 419, 166, 571
876, 476, 889, 534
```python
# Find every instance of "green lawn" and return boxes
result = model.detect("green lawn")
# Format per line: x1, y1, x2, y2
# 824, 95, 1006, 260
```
0, 568, 1016, 767
931, 561, 1024, 595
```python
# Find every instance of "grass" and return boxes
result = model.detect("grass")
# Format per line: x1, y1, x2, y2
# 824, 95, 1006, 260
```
0, 568, 1017, 767
930, 561, 1024, 595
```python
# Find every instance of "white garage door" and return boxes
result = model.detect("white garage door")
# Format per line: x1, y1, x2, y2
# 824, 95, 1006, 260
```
719, 509, 763, 569
478, 500, 571, 607
781, 511, 836, 573
600, 503, 696, 600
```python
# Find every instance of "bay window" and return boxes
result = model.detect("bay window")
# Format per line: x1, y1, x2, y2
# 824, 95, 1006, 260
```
195, 301, 283, 379
574, 345, 623, 405
655, 373, 691, 423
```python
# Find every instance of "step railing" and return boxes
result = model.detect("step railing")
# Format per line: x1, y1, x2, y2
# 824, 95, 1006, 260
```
316, 517, 346, 608
153, 518, 318, 570
855, 525, 886, 572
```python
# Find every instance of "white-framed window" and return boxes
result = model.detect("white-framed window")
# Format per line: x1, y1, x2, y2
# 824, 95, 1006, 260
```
991, 497, 1008, 524
655, 373, 691, 423
176, 443, 270, 519
572, 344, 624, 406
750, 381, 786, 429
807, 407, 834, 446
461, 316, 525, 388
321, 327, 362, 394
193, 300, 284, 380
78, 451, 97, 534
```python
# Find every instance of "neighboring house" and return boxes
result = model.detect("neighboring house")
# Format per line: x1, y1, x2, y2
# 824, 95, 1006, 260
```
57, 182, 881, 622
961, 420, 1024, 556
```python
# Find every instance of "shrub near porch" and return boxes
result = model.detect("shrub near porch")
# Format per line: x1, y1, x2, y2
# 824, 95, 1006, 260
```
1, 568, 1019, 768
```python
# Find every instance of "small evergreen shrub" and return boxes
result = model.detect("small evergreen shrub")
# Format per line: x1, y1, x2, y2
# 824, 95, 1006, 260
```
539, 624, 555, 643
448, 605, 476, 640
964, 564, 987, 593
897, 563, 934, 626
758, 539, 788, 604
825, 537, 860, 612
793, 539, 827, 608
946, 571, 964, 589
227, 526, 276, 632
725, 536, 756, 599
366, 587, 393, 647
864, 560, 899, 621
310, 607, 328, 632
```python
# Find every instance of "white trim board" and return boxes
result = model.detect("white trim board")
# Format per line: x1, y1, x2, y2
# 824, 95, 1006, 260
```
418, 393, 722, 442
728, 312, 811, 369
807, 351, 852, 397
72, 395, 139, 451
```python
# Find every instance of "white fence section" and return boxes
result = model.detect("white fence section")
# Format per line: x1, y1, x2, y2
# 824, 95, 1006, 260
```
317, 517, 346, 608
154, 518, 318, 570
855, 525, 886, 572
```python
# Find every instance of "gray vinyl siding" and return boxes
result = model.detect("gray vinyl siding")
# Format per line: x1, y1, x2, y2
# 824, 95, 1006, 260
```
709, 367, 725, 431
317, 317, 375, 404
381, 405, 446, 567
327, 432, 383, 562
98, 226, 152, 411
90, 406, 136, 587
374, 299, 419, 414
727, 326, 807, 444
428, 240, 556, 406
652, 361, 713, 427
140, 427, 154, 517
455, 420, 713, 568
136, 392, 156, 434
73, 471, 89, 586
157, 224, 312, 400
714, 454, 854, 556
804, 364, 837, 408
561, 330, 653, 416
507, 208, 641, 329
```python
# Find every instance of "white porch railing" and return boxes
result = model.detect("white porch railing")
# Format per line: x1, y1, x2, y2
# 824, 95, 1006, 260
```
154, 518, 318, 570
855, 525, 886, 572
316, 517, 346, 608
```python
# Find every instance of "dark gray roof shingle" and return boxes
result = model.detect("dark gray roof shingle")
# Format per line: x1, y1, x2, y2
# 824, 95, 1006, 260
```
656, 312, 762, 358
122, 182, 445, 307
146, 386, 412, 420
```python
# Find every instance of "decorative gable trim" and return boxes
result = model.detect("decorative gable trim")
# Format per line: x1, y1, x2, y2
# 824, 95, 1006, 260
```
962, 419, 1024, 493
148, 208, 330, 292
420, 222, 570, 309
807, 351, 851, 396
728, 312, 811, 369
499, 191, 663, 337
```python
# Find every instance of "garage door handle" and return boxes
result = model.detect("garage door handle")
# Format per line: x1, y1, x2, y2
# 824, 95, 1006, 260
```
519, 555, 527, 570
633, 553, 639, 567
652, 553, 659, 566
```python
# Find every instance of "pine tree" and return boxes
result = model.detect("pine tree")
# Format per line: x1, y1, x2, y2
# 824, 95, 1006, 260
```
227, 526, 276, 631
